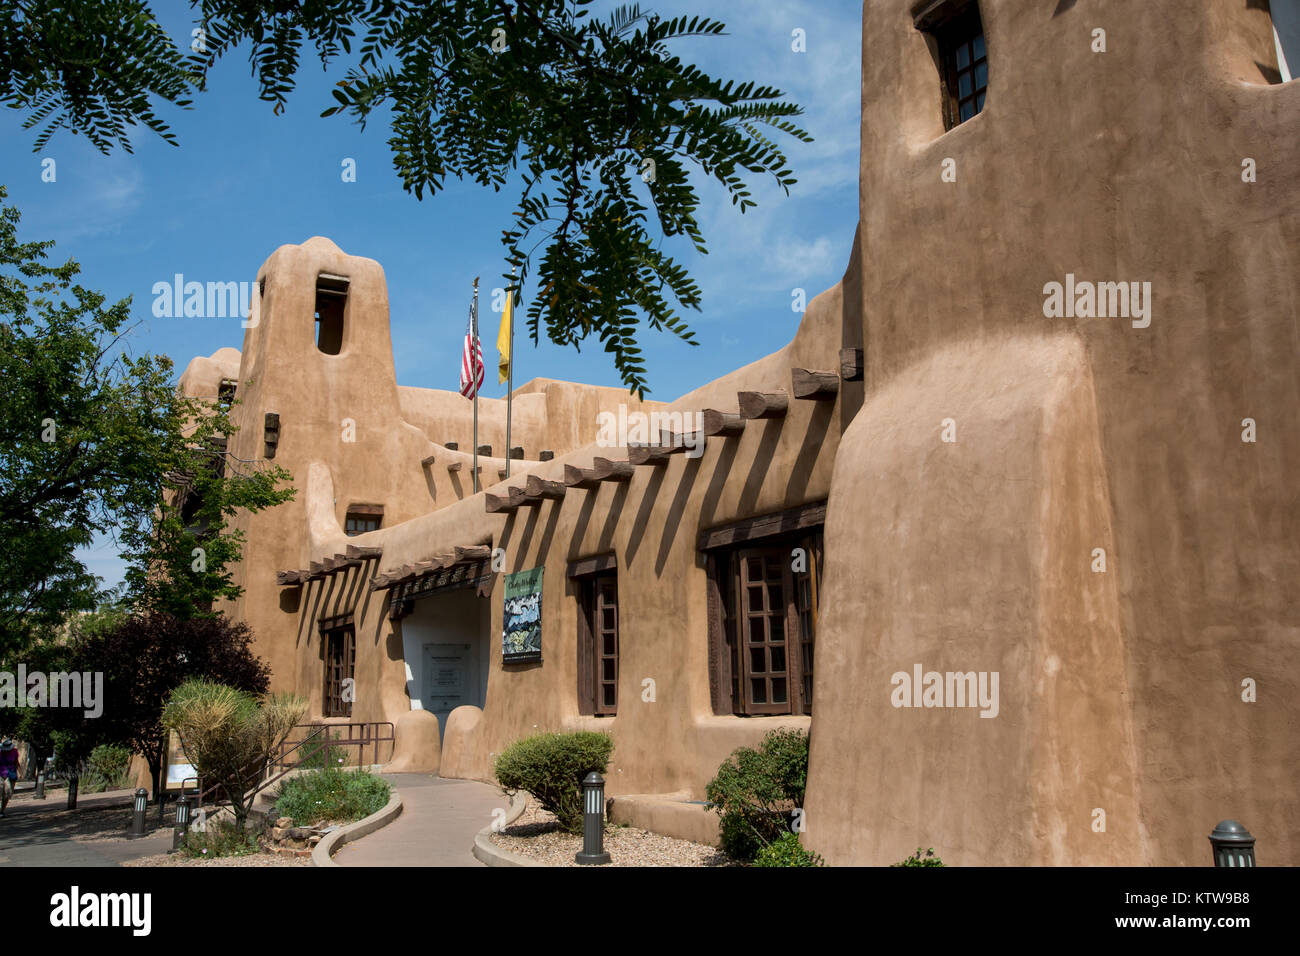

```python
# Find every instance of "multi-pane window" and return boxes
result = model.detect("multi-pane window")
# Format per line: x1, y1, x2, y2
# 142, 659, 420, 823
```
576, 568, 619, 716
918, 1, 988, 129
705, 506, 823, 717
323, 626, 355, 717
344, 504, 383, 536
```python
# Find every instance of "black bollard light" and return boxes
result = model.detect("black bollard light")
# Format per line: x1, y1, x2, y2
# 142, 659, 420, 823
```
172, 794, 192, 851
34, 771, 45, 800
66, 774, 78, 810
574, 771, 611, 865
1209, 820, 1256, 867
128, 788, 148, 838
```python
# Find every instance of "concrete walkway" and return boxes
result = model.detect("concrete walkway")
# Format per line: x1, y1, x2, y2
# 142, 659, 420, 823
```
0, 789, 172, 866
332, 774, 506, 867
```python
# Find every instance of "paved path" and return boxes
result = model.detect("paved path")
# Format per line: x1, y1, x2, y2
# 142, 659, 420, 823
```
332, 774, 506, 867
0, 789, 172, 866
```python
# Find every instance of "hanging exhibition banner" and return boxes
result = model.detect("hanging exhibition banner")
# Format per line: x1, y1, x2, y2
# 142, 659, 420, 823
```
502, 566, 544, 662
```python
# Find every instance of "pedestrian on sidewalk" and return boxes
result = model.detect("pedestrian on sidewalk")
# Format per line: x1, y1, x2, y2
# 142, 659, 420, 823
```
0, 740, 18, 817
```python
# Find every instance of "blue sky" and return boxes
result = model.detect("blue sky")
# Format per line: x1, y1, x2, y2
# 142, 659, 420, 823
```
0, 0, 863, 588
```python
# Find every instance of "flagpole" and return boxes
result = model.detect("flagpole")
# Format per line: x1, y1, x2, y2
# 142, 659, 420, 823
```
472, 276, 480, 494
505, 268, 516, 479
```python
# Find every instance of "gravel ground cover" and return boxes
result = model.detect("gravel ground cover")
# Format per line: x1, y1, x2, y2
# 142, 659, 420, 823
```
489, 802, 737, 867
124, 850, 310, 867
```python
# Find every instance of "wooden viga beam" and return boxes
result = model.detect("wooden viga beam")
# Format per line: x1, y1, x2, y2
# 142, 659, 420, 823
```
629, 442, 674, 466
454, 544, 493, 563
485, 485, 527, 514
593, 458, 634, 482
791, 368, 840, 400
346, 544, 383, 560
525, 475, 566, 502
737, 389, 789, 420
702, 409, 746, 437
840, 347, 864, 382
276, 569, 305, 586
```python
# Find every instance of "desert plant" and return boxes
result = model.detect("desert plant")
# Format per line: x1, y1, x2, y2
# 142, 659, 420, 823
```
274, 766, 391, 827
161, 679, 307, 829
79, 744, 133, 793
705, 728, 810, 863
494, 731, 614, 834
181, 818, 261, 859
892, 847, 946, 867
753, 831, 825, 867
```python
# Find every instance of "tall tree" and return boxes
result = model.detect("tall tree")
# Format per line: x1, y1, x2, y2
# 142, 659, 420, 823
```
1, 1, 811, 394
0, 187, 294, 652
78, 611, 273, 799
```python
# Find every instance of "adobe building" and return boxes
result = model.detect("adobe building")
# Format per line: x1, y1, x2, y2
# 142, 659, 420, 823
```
179, 0, 1299, 865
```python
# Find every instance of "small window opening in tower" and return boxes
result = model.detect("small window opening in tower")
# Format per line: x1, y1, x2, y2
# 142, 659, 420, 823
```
315, 273, 349, 354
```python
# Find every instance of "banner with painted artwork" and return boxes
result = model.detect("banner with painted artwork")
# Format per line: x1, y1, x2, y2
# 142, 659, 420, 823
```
502, 566, 543, 662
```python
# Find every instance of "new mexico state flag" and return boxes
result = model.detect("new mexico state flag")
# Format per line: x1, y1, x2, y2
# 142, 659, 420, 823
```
497, 285, 512, 385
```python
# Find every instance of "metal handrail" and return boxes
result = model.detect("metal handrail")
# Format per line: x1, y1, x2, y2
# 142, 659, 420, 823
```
189, 722, 395, 815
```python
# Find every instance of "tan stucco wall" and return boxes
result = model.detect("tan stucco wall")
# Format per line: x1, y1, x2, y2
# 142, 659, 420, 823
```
803, 0, 1298, 866
179, 0, 1299, 865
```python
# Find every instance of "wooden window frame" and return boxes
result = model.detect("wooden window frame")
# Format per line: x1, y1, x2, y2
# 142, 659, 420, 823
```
703, 502, 825, 717
574, 562, 619, 717
322, 626, 355, 718
915, 0, 987, 131
344, 503, 384, 537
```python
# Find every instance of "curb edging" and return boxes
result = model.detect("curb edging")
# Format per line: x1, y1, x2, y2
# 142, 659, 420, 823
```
311, 791, 403, 867
471, 791, 537, 867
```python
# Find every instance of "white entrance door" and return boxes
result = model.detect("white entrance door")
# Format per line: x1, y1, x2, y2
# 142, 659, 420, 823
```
424, 643, 471, 739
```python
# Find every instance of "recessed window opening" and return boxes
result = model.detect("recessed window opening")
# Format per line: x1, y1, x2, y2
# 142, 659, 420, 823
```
323, 626, 355, 718
218, 378, 237, 408
916, 0, 988, 129
315, 273, 349, 355
345, 503, 383, 536
575, 567, 619, 716
702, 502, 825, 717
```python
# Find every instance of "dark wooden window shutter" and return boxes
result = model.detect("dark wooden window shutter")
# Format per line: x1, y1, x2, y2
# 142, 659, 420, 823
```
576, 579, 597, 716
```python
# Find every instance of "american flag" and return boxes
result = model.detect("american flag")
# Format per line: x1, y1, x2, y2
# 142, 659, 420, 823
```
459, 294, 484, 399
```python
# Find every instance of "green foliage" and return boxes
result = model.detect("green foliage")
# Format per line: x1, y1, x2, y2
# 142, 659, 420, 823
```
162, 679, 307, 828
4, 2, 811, 396
181, 818, 260, 859
494, 730, 614, 834
705, 727, 809, 863
0, 187, 294, 655
79, 743, 133, 793
892, 847, 946, 867
274, 766, 391, 827
0, 0, 197, 153
753, 831, 825, 867
293, 728, 347, 769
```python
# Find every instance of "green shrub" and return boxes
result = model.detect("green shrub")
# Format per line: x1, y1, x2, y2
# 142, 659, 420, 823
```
293, 729, 349, 769
79, 744, 134, 793
274, 766, 391, 827
705, 728, 809, 863
753, 832, 825, 867
493, 731, 614, 834
891, 847, 945, 867
181, 819, 260, 859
